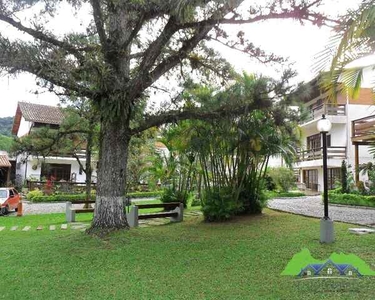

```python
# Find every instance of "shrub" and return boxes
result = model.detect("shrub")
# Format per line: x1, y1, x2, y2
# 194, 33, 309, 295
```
328, 191, 375, 207
160, 188, 195, 208
268, 167, 296, 192
31, 194, 95, 202
29, 191, 162, 202
264, 174, 276, 191
127, 191, 163, 198
202, 188, 242, 222
277, 191, 306, 198
26, 189, 43, 200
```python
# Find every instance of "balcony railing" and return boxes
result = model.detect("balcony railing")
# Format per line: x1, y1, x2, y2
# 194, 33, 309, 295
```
297, 146, 346, 162
352, 115, 375, 142
304, 104, 346, 123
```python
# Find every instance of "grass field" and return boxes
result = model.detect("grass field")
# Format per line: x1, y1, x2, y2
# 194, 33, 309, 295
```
1, 209, 375, 299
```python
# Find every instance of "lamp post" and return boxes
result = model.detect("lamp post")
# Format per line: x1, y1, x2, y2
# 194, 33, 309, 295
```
317, 114, 334, 243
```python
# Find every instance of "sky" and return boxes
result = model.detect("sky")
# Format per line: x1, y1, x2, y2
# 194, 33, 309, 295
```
0, 0, 363, 118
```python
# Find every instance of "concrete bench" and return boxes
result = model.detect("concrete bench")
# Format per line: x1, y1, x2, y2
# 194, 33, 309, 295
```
127, 202, 183, 227
66, 200, 95, 222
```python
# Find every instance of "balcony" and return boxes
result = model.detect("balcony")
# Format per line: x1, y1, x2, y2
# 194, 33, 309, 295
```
297, 146, 346, 162
352, 114, 375, 143
301, 104, 346, 126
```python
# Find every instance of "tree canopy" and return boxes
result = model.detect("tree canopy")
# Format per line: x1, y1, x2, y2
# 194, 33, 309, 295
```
0, 0, 336, 231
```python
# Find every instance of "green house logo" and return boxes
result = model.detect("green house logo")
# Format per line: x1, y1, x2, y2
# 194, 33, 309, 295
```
282, 249, 375, 278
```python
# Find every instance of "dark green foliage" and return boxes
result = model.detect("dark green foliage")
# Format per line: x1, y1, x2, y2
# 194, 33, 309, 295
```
28, 191, 163, 202
329, 191, 375, 207
266, 191, 306, 199
202, 188, 242, 222
0, 134, 13, 151
30, 194, 95, 202
268, 167, 296, 192
160, 188, 195, 208
0, 117, 13, 136
341, 160, 349, 193
264, 174, 277, 191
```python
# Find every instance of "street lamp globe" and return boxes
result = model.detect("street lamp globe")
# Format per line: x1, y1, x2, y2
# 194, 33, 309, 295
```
317, 115, 332, 133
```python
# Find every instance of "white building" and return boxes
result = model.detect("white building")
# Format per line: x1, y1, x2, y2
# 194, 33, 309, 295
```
294, 76, 375, 192
12, 102, 97, 185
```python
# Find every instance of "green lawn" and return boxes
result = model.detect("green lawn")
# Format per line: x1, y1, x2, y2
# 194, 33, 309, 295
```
1, 209, 375, 299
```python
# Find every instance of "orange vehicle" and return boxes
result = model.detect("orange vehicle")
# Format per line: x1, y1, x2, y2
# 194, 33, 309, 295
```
0, 188, 21, 215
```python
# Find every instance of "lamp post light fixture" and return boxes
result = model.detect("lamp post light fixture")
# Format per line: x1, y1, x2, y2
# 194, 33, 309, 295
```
317, 114, 334, 243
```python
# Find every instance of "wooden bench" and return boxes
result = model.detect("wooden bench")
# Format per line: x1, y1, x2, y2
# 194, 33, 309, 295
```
66, 200, 95, 222
127, 202, 183, 227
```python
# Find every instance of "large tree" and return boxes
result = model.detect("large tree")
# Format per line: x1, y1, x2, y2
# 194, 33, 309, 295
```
0, 0, 335, 232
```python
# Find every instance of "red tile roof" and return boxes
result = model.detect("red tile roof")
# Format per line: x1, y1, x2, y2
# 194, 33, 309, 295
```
12, 102, 65, 135
0, 155, 11, 168
18, 102, 64, 125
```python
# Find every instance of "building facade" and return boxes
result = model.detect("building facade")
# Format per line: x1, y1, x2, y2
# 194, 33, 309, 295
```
294, 83, 375, 192
12, 102, 97, 186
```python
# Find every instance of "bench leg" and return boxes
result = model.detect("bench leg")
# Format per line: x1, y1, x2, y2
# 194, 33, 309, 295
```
66, 202, 75, 223
126, 206, 138, 228
170, 203, 184, 222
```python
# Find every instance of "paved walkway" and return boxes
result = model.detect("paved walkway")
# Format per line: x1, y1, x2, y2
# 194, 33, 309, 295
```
268, 196, 375, 226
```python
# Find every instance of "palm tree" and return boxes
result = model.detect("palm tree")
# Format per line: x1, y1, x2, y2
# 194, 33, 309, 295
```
319, 1, 375, 102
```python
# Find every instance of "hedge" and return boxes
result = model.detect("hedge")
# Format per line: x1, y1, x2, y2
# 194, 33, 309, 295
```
328, 191, 375, 208
28, 191, 163, 202
266, 191, 306, 199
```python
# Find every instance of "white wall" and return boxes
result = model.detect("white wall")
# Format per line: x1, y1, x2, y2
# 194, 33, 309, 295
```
17, 117, 32, 137
296, 101, 375, 190
16, 155, 97, 183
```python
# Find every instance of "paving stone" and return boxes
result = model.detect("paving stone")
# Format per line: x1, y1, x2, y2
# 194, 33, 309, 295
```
349, 228, 375, 234
10, 226, 18, 231
0, 227, 5, 231
61, 224, 68, 230
49, 225, 56, 231
22, 226, 31, 231
37, 226, 43, 230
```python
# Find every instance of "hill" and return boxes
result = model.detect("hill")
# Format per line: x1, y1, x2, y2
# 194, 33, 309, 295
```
0, 117, 13, 136
0, 134, 13, 152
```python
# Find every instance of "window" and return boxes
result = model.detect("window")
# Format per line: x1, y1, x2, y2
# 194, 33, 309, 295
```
41, 163, 71, 181
327, 268, 332, 275
348, 271, 352, 276
307, 134, 321, 150
303, 170, 318, 191
79, 166, 83, 175
328, 168, 341, 190
306, 270, 311, 276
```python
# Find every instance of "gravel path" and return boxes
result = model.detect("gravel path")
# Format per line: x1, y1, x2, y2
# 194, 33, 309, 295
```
267, 196, 375, 226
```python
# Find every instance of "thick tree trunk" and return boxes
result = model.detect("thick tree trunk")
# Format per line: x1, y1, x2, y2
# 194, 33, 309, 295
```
89, 120, 131, 232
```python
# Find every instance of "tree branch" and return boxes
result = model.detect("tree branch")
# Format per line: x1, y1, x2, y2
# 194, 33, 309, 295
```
90, 0, 108, 54
0, 13, 92, 59
131, 102, 268, 135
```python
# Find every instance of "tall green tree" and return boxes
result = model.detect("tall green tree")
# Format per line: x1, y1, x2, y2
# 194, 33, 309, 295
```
319, 1, 375, 101
0, 0, 334, 231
